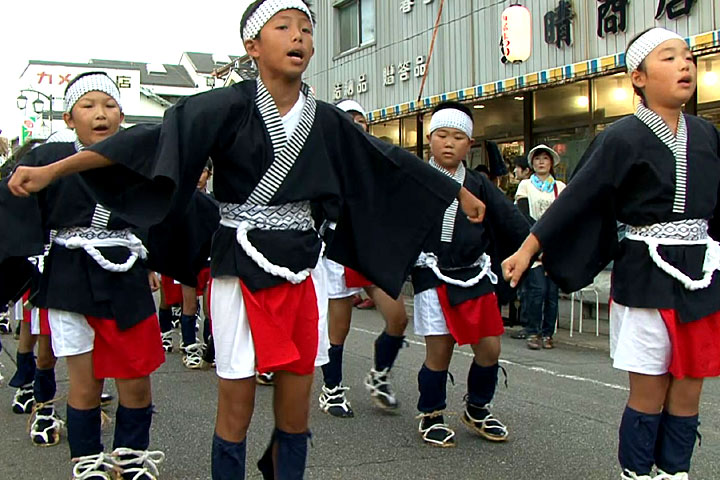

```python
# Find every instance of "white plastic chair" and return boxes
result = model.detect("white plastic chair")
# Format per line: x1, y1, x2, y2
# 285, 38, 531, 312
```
569, 287, 600, 337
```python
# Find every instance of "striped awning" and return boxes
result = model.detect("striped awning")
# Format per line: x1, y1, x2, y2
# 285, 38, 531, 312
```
367, 29, 720, 123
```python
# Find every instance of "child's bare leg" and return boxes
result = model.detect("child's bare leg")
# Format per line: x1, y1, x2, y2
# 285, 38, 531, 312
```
328, 297, 353, 345
215, 377, 256, 442
212, 377, 256, 479
366, 286, 408, 336
17, 320, 37, 353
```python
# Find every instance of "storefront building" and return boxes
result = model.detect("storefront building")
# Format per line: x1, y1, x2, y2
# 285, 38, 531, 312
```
305, 0, 720, 180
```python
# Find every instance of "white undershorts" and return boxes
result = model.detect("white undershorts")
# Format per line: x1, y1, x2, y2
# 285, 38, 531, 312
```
48, 309, 95, 358
210, 266, 329, 380
610, 301, 671, 375
413, 288, 450, 337
322, 258, 363, 299
13, 301, 23, 322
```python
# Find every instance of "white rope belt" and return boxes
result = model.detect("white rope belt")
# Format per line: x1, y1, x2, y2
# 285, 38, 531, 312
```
415, 252, 498, 288
219, 202, 322, 284
625, 219, 720, 291
53, 227, 147, 273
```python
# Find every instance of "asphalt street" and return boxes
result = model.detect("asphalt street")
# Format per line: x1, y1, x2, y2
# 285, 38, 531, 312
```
1, 308, 718, 480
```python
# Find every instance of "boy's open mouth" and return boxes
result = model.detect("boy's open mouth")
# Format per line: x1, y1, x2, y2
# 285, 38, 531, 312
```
288, 50, 304, 60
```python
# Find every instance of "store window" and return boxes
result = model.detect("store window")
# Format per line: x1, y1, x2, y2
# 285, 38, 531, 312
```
401, 116, 418, 149
334, 0, 375, 55
370, 120, 400, 146
698, 53, 720, 128
534, 81, 591, 128
533, 127, 593, 181
471, 96, 524, 140
593, 73, 637, 121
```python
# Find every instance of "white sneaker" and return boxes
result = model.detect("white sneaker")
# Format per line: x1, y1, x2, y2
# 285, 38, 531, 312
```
655, 471, 689, 480
12, 383, 34, 414
364, 367, 399, 410
30, 403, 64, 446
72, 452, 117, 479
181, 343, 206, 369
161, 331, 173, 353
111, 448, 165, 480
319, 384, 354, 418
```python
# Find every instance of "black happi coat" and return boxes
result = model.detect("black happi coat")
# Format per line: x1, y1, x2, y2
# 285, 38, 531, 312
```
81, 80, 461, 298
533, 114, 720, 323
0, 142, 155, 329
412, 168, 530, 305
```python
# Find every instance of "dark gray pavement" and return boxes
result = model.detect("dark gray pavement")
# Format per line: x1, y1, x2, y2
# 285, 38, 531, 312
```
1, 308, 718, 480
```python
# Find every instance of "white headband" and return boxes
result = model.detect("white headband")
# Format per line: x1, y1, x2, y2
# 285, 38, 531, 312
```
429, 108, 474, 139
626, 27, 684, 73
242, 0, 313, 42
64, 73, 122, 113
336, 99, 366, 118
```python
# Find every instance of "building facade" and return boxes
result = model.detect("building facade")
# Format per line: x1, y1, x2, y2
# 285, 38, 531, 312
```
305, 0, 720, 178
14, 52, 238, 142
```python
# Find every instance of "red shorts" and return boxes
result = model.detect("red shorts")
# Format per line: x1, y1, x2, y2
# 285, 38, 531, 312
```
87, 314, 165, 379
196, 268, 211, 296
659, 309, 720, 379
344, 267, 372, 288
436, 287, 505, 345
21, 290, 50, 335
161, 275, 183, 305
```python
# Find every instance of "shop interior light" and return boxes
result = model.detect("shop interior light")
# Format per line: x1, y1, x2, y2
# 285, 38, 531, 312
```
514, 96, 524, 101
576, 96, 589, 108
473, 104, 485, 109
612, 78, 628, 102
703, 61, 717, 87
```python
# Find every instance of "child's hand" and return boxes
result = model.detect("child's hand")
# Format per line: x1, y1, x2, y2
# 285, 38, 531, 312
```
502, 233, 542, 288
148, 272, 161, 292
8, 165, 56, 197
458, 186, 486, 223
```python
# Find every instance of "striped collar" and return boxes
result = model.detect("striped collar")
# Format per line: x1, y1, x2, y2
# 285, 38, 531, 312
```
429, 157, 466, 243
634, 103, 688, 214
246, 78, 317, 206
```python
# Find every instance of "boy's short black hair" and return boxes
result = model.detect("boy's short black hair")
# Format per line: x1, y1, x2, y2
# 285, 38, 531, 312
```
241, 0, 316, 40
432, 101, 472, 119
63, 71, 115, 97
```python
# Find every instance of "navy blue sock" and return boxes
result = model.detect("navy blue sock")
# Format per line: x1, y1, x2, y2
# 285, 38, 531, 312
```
9, 351, 36, 388
33, 368, 56, 404
618, 406, 662, 476
374, 331, 404, 371
113, 404, 153, 450
417, 364, 448, 413
158, 308, 173, 333
321, 344, 344, 388
211, 433, 246, 480
467, 362, 498, 407
275, 429, 311, 480
180, 314, 197, 346
67, 405, 103, 459
655, 412, 699, 474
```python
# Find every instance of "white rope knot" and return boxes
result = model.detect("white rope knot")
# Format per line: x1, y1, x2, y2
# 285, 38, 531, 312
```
234, 220, 324, 284
625, 220, 720, 291
220, 201, 322, 284
111, 447, 165, 478
416, 252, 498, 288
54, 228, 147, 273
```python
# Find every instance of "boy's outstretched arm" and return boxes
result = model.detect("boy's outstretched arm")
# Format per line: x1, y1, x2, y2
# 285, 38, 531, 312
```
8, 150, 112, 197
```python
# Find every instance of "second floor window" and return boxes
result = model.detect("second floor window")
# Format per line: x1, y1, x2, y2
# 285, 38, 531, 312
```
334, 0, 375, 55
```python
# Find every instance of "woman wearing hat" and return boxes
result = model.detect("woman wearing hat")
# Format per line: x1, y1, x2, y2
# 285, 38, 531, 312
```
514, 145, 565, 350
